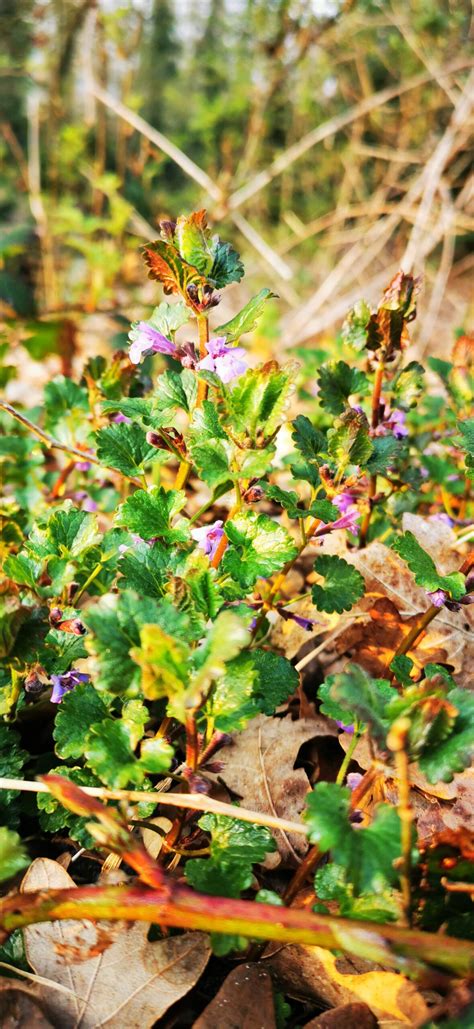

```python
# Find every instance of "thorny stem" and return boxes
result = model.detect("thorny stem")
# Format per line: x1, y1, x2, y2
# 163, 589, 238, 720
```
359, 358, 385, 548
387, 717, 413, 926
0, 401, 142, 488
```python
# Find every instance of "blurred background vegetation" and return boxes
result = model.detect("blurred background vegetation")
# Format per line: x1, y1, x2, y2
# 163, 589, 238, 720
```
0, 0, 472, 394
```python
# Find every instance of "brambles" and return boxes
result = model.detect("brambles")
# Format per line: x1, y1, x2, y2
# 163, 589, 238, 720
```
0, 212, 473, 1022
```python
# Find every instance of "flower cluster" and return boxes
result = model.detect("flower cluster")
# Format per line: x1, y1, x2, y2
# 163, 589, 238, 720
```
128, 323, 248, 384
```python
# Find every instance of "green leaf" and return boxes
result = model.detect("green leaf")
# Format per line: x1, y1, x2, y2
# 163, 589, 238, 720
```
37, 767, 102, 848
130, 623, 189, 704
43, 377, 89, 444
118, 542, 171, 598
140, 735, 174, 774
188, 611, 250, 708
311, 555, 365, 614
0, 725, 28, 828
391, 532, 466, 601
189, 400, 228, 442
0, 827, 28, 883
366, 435, 402, 474
215, 289, 276, 343
341, 300, 371, 351
327, 410, 373, 471
222, 511, 298, 590
85, 592, 162, 694
291, 415, 326, 461
305, 783, 402, 895
117, 487, 188, 544
226, 362, 297, 442
389, 655, 415, 687
392, 361, 425, 409
54, 681, 109, 759
3, 553, 43, 591
189, 438, 231, 488
85, 718, 146, 788
185, 813, 275, 898
317, 361, 369, 415
419, 688, 474, 783
148, 300, 189, 336
27, 505, 100, 563
262, 484, 338, 522
175, 210, 215, 276
322, 664, 395, 746
458, 418, 474, 482
211, 648, 299, 731
154, 369, 197, 415
208, 239, 244, 288
95, 423, 159, 477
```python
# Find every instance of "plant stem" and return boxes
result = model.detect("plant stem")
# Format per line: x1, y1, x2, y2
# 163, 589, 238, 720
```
0, 401, 141, 488
359, 358, 385, 548
210, 501, 240, 568
185, 713, 199, 771
392, 604, 439, 661
283, 845, 322, 905
387, 717, 413, 926
336, 731, 361, 786
1, 881, 471, 980
173, 313, 210, 489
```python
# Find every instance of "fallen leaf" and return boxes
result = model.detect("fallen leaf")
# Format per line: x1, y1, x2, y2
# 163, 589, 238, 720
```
140, 816, 173, 860
193, 961, 276, 1029
21, 858, 211, 1029
303, 1001, 378, 1028
0, 978, 54, 1028
215, 714, 338, 866
263, 944, 429, 1028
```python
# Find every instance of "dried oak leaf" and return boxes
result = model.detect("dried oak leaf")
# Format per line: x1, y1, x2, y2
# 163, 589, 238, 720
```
263, 944, 429, 1028
303, 1002, 378, 1029
214, 714, 338, 866
193, 962, 276, 1029
21, 858, 211, 1029
0, 978, 54, 1028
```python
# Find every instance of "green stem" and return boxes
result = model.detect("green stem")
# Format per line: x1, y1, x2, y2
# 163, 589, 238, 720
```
336, 730, 361, 787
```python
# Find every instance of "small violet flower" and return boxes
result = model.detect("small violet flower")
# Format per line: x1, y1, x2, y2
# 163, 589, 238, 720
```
128, 321, 177, 364
336, 719, 355, 734
315, 507, 360, 539
197, 337, 248, 384
73, 490, 98, 513
377, 404, 408, 440
50, 670, 90, 704
333, 491, 356, 515
191, 519, 225, 560
427, 588, 449, 608
112, 412, 132, 424
280, 609, 322, 631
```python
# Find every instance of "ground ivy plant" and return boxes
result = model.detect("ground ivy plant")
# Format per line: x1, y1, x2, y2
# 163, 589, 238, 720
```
0, 210, 473, 974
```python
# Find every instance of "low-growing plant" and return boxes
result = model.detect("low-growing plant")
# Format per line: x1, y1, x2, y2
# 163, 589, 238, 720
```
0, 211, 473, 998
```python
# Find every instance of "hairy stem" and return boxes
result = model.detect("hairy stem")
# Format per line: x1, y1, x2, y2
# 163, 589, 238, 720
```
359, 359, 385, 548
0, 881, 471, 980
336, 731, 361, 786
173, 313, 210, 489
387, 718, 413, 926
392, 604, 439, 661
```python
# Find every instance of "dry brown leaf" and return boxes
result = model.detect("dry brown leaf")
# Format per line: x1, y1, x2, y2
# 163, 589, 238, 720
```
263, 944, 429, 1028
21, 858, 211, 1029
303, 1001, 378, 1029
214, 714, 338, 866
192, 962, 276, 1029
0, 978, 55, 1028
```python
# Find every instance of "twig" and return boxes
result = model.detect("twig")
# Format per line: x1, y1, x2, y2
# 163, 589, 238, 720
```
0, 777, 308, 837
0, 401, 142, 488
227, 59, 472, 211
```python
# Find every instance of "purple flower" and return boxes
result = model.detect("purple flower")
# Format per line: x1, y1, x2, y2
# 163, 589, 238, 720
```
76, 460, 91, 472
50, 670, 90, 704
72, 491, 98, 513
128, 321, 177, 364
191, 519, 225, 560
333, 491, 356, 515
315, 508, 360, 538
346, 772, 363, 791
197, 337, 248, 384
112, 413, 132, 424
377, 404, 408, 439
336, 719, 354, 734
280, 609, 322, 631
427, 589, 449, 608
